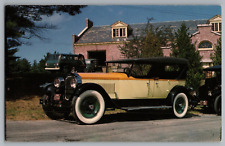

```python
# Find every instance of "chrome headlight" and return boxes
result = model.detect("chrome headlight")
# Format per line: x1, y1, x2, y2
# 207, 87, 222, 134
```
208, 91, 212, 96
54, 77, 64, 88
190, 90, 197, 97
70, 78, 77, 88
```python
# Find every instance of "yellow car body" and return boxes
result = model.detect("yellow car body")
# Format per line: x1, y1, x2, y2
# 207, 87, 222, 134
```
80, 73, 185, 100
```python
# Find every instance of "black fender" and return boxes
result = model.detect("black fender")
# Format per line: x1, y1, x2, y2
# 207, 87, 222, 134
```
166, 85, 190, 106
71, 83, 117, 108
40, 83, 55, 97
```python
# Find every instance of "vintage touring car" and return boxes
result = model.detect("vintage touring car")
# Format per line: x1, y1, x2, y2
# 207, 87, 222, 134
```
45, 53, 86, 72
40, 57, 193, 124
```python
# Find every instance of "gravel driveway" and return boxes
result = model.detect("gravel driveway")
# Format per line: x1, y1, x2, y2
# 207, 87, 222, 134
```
5, 112, 221, 142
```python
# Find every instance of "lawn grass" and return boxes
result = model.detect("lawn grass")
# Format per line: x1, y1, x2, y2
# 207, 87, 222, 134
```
6, 96, 49, 120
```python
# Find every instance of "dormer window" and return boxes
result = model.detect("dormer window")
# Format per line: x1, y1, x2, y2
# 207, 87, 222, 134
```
113, 28, 126, 37
111, 21, 128, 38
209, 15, 222, 32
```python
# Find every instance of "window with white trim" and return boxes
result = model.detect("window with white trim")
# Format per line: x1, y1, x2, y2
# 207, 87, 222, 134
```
111, 21, 128, 38
113, 28, 126, 38
211, 22, 222, 32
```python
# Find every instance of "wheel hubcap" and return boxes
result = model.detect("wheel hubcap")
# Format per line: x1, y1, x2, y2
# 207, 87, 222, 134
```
175, 97, 185, 114
80, 96, 100, 118
89, 105, 94, 110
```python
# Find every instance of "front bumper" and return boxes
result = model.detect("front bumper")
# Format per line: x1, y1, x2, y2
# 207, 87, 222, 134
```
45, 67, 60, 70
40, 94, 71, 108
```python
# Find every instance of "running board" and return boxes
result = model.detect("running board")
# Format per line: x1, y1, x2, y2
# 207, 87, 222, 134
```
121, 106, 172, 111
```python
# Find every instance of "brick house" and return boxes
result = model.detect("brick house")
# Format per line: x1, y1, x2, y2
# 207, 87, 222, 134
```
191, 15, 221, 68
73, 15, 221, 68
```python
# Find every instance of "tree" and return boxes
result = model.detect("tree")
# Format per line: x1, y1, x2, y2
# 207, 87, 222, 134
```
15, 58, 31, 73
31, 60, 38, 73
120, 35, 142, 58
38, 59, 47, 73
142, 23, 163, 57
211, 37, 221, 65
37, 52, 51, 73
171, 22, 203, 90
5, 5, 86, 74
120, 18, 174, 58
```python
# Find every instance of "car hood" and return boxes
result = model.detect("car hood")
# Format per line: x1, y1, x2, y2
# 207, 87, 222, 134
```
78, 73, 133, 80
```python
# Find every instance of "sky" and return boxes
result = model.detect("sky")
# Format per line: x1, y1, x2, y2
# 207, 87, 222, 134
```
15, 5, 221, 63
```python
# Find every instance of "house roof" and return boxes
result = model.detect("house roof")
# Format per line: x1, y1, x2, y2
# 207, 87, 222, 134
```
208, 15, 222, 22
75, 19, 207, 44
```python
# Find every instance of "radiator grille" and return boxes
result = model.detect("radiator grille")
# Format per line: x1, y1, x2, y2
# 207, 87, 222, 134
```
65, 76, 74, 100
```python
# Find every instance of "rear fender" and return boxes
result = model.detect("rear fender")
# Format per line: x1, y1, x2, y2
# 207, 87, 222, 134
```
166, 85, 190, 106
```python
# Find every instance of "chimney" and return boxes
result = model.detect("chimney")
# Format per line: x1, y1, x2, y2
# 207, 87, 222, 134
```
72, 34, 79, 43
86, 18, 93, 28
73, 19, 93, 45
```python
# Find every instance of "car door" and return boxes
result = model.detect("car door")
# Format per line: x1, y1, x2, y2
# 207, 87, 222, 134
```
152, 79, 174, 99
151, 64, 186, 99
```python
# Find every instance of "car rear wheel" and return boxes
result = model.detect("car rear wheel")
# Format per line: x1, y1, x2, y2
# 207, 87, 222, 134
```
72, 90, 105, 124
173, 93, 188, 118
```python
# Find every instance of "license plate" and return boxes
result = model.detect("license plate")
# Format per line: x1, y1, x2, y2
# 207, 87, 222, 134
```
200, 100, 207, 106
54, 94, 61, 100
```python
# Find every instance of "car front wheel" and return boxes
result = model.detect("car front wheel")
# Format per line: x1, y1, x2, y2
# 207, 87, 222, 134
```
72, 90, 105, 124
42, 95, 70, 120
173, 93, 189, 118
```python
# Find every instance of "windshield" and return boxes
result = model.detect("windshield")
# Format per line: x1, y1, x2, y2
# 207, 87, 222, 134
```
107, 63, 132, 74
47, 54, 60, 61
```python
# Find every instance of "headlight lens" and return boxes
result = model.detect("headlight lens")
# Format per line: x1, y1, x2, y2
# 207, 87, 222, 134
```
70, 78, 77, 88
208, 91, 212, 96
54, 77, 64, 88
55, 63, 59, 67
190, 91, 196, 96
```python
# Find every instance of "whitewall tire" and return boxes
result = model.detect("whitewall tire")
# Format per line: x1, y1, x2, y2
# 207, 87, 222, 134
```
72, 90, 105, 124
173, 93, 188, 118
